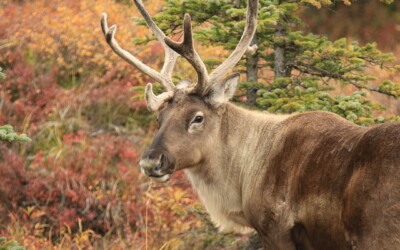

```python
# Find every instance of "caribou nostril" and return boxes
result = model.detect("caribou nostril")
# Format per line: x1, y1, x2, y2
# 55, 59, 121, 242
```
154, 164, 162, 171
154, 155, 164, 170
139, 154, 163, 172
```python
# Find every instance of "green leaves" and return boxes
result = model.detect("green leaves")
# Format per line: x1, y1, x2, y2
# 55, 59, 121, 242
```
378, 80, 400, 98
0, 125, 31, 143
0, 67, 5, 80
255, 76, 383, 125
0, 237, 26, 250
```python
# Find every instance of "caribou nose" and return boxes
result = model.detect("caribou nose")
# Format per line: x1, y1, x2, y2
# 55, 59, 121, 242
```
139, 150, 163, 175
139, 157, 160, 171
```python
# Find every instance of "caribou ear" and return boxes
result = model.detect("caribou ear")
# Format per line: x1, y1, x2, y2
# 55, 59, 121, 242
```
207, 73, 240, 107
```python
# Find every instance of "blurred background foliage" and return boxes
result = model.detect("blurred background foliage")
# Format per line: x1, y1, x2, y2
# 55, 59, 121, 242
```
0, 0, 399, 249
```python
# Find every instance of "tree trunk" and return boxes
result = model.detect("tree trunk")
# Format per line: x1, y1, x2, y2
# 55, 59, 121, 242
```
274, 24, 289, 79
246, 35, 259, 107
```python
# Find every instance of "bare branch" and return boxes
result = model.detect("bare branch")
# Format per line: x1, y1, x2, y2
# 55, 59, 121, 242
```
291, 63, 398, 98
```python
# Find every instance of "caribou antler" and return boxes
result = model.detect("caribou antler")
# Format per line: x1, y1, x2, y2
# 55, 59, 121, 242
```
209, 0, 258, 84
164, 14, 209, 93
101, 0, 179, 111
164, 0, 258, 95
102, 0, 258, 108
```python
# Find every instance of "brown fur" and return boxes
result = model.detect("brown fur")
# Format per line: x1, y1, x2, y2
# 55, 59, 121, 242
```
142, 95, 400, 249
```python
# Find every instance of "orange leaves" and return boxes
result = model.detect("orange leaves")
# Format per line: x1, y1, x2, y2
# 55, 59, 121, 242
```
1, 0, 164, 79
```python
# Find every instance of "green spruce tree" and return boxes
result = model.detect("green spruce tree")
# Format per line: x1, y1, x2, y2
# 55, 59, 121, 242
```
0, 125, 31, 143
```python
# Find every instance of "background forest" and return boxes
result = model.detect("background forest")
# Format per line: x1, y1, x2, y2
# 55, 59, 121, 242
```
1, 0, 400, 249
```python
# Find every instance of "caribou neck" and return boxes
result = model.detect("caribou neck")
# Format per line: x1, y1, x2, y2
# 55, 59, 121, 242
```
221, 103, 288, 191
184, 102, 288, 233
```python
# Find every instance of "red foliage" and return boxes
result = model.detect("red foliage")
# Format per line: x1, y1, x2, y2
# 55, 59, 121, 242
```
0, 50, 59, 127
0, 133, 144, 239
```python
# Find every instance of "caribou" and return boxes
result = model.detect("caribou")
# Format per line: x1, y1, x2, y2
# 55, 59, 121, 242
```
101, 0, 400, 249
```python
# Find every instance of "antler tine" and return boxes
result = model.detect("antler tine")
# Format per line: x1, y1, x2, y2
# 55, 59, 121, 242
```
101, 13, 164, 84
102, 0, 184, 111
144, 83, 174, 112
132, 0, 179, 90
101, 0, 180, 93
208, 0, 258, 83
164, 14, 209, 93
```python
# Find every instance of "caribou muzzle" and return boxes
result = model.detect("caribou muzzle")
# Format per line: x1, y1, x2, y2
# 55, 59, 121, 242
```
139, 149, 175, 183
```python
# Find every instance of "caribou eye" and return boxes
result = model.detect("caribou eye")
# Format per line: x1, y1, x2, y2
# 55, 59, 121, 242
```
190, 112, 204, 126
193, 115, 204, 124
188, 112, 204, 133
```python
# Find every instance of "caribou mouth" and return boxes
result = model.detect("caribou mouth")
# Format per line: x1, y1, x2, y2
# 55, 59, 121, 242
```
148, 163, 174, 182
150, 174, 171, 183
139, 159, 174, 183
140, 167, 172, 183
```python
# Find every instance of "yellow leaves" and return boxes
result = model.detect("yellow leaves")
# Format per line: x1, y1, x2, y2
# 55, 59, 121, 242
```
23, 206, 35, 217
57, 56, 65, 65
343, 0, 352, 5
159, 238, 184, 250
34, 222, 50, 237
73, 219, 98, 247
300, 0, 354, 8
301, 0, 322, 8
24, 206, 46, 219
301, 0, 333, 8
3, 0, 153, 77
300, 0, 357, 8
31, 210, 46, 219
172, 188, 186, 202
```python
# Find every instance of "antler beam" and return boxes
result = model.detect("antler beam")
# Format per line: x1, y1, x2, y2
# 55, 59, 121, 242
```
164, 14, 209, 93
208, 0, 258, 84
101, 14, 162, 84
101, 0, 180, 111
162, 0, 258, 95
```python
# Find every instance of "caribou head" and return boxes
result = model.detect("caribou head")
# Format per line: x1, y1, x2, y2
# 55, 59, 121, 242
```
101, 0, 258, 183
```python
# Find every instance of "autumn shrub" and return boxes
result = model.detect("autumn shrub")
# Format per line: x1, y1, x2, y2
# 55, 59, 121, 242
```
0, 50, 59, 127
0, 141, 233, 248
0, 62, 145, 238
2, 138, 124, 235
0, 0, 167, 83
